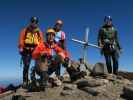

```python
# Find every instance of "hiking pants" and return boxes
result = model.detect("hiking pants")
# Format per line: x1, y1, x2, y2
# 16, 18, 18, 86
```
104, 51, 119, 74
22, 53, 32, 84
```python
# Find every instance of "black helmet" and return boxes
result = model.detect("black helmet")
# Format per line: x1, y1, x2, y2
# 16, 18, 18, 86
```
104, 16, 112, 23
30, 16, 39, 24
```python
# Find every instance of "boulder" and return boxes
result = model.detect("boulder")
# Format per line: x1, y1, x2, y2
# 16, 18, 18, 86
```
80, 87, 99, 96
61, 83, 77, 96
106, 74, 117, 81
60, 90, 72, 96
63, 71, 71, 82
98, 79, 109, 84
92, 62, 108, 76
49, 72, 62, 86
63, 84, 77, 90
60, 90, 76, 96
122, 79, 132, 85
76, 79, 105, 88
123, 84, 133, 99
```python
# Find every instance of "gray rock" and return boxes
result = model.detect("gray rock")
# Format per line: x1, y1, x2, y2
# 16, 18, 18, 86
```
80, 87, 99, 96
98, 79, 109, 84
60, 90, 71, 96
92, 62, 108, 76
11, 95, 26, 100
63, 84, 77, 90
122, 79, 132, 85
85, 63, 94, 72
106, 74, 117, 81
60, 90, 75, 96
76, 79, 104, 88
123, 84, 133, 99
116, 75, 124, 80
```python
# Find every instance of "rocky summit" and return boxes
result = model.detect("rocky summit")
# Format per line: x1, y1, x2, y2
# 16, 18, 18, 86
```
0, 71, 133, 100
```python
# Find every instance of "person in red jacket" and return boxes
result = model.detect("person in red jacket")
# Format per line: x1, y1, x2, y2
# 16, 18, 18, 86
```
32, 28, 69, 60
31, 28, 69, 87
18, 17, 44, 88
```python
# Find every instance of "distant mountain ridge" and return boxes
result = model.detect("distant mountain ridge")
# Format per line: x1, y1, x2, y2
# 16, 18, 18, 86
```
0, 79, 22, 87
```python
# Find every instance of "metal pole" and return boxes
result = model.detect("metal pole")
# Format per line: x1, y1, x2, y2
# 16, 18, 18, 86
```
71, 27, 100, 64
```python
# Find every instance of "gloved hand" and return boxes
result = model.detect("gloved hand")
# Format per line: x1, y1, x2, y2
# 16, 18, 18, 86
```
64, 57, 69, 62
19, 48, 23, 55
63, 57, 70, 68
119, 48, 123, 54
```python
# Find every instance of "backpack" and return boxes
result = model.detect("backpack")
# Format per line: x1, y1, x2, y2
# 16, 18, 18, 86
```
24, 27, 41, 46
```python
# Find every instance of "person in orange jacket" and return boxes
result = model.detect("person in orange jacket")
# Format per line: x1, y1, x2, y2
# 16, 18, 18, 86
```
32, 28, 69, 84
18, 17, 44, 87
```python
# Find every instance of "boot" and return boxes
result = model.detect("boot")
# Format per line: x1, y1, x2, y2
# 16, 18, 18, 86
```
40, 71, 49, 91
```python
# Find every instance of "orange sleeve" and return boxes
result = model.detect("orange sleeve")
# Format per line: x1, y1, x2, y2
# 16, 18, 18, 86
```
32, 42, 48, 59
55, 45, 63, 53
55, 45, 70, 59
39, 31, 44, 44
18, 29, 26, 49
64, 51, 70, 58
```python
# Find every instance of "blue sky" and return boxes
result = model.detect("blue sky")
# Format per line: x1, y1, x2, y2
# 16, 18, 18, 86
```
0, 0, 133, 80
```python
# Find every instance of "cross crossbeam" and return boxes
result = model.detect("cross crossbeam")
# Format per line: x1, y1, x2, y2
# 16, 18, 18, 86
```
72, 28, 100, 63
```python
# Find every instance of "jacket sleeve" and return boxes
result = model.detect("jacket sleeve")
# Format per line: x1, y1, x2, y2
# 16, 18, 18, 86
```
115, 30, 121, 50
39, 31, 44, 44
32, 42, 46, 59
55, 45, 70, 59
64, 51, 70, 58
55, 45, 65, 59
61, 31, 65, 40
61, 31, 66, 50
18, 29, 26, 49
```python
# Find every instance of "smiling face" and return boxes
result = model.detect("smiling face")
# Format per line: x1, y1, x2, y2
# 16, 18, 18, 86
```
105, 20, 112, 26
47, 32, 55, 43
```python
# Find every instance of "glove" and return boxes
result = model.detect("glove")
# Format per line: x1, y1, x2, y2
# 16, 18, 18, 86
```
65, 57, 69, 62
119, 48, 123, 54
19, 48, 23, 55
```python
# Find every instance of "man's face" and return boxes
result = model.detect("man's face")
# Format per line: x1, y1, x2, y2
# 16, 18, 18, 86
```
105, 20, 112, 26
30, 22, 38, 29
55, 23, 62, 31
47, 33, 55, 42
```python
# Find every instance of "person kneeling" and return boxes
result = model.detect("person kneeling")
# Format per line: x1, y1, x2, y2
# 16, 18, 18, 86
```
32, 28, 69, 88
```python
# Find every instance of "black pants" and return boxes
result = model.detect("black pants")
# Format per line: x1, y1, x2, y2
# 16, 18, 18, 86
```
104, 51, 119, 74
21, 52, 32, 84
56, 64, 61, 76
48, 55, 62, 76
48, 63, 61, 76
